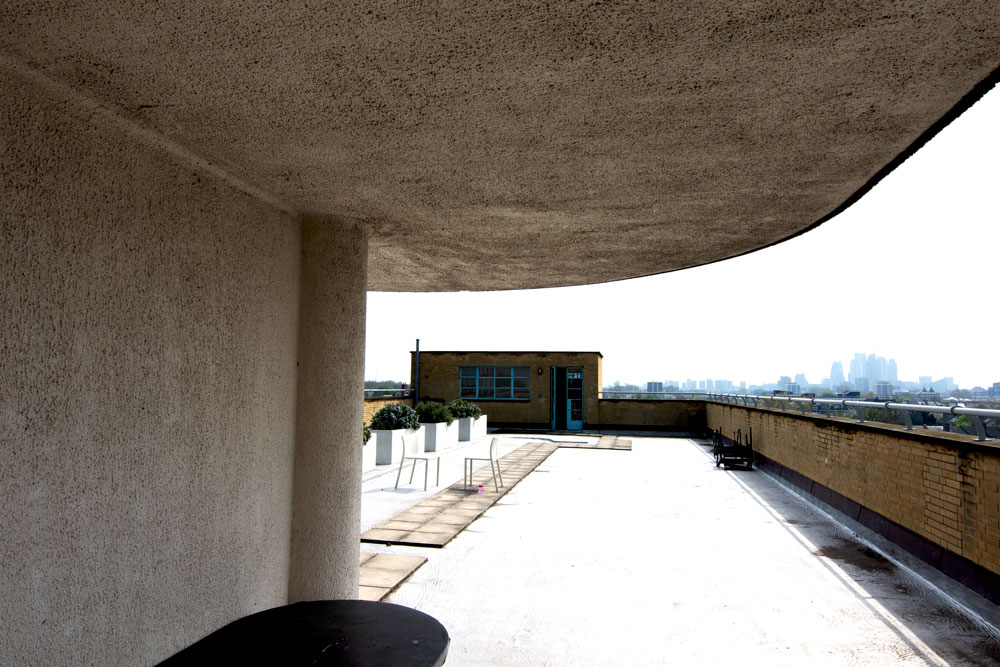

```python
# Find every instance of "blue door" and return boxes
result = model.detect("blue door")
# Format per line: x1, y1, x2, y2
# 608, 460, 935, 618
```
566, 368, 584, 430
551, 366, 584, 431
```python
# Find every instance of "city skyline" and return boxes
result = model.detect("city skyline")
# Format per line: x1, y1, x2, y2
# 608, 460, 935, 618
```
623, 348, 973, 394
365, 84, 1000, 389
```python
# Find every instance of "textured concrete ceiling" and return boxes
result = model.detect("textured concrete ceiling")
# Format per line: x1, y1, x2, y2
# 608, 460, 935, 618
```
4, 2, 999, 291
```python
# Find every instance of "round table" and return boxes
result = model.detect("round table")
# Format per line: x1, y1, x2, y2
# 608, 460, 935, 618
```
159, 599, 450, 666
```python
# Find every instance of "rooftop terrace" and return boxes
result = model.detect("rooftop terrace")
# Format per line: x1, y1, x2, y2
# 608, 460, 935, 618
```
361, 434, 1000, 665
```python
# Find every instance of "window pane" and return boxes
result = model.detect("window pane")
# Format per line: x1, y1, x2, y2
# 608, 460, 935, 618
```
513, 387, 529, 399
461, 377, 477, 388
479, 366, 495, 377
460, 366, 476, 377
495, 387, 511, 399
514, 366, 530, 377
513, 378, 529, 389
495, 366, 511, 377
479, 378, 494, 389
461, 387, 476, 398
479, 388, 494, 398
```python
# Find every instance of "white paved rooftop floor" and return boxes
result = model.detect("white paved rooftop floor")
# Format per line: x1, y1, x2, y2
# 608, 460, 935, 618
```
362, 436, 1000, 666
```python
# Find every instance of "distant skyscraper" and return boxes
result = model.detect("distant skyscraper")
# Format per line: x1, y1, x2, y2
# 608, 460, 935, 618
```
849, 352, 894, 390
888, 359, 898, 385
830, 361, 845, 386
794, 373, 808, 387
849, 353, 866, 388
647, 381, 663, 393
919, 376, 933, 389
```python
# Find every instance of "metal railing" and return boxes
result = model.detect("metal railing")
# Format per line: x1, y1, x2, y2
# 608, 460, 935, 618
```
599, 391, 708, 399
706, 393, 998, 442
363, 388, 412, 399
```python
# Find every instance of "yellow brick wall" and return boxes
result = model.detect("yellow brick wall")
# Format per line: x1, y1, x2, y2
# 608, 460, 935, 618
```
363, 396, 413, 426
411, 351, 602, 426
706, 402, 1000, 578
598, 399, 706, 431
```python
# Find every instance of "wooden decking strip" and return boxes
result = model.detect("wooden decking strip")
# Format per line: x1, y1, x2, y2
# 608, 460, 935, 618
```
360, 436, 631, 549
358, 552, 428, 601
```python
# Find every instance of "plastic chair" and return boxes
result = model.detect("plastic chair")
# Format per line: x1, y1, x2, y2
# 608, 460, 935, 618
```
464, 436, 503, 492
394, 435, 440, 491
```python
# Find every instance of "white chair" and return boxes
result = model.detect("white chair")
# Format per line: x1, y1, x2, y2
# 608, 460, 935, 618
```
394, 434, 440, 491
464, 436, 503, 492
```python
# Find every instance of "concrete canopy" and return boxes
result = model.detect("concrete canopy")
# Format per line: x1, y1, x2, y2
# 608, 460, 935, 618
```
4, 2, 999, 291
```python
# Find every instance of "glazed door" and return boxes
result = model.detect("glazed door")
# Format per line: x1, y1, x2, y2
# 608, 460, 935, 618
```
565, 367, 584, 430
550, 366, 584, 431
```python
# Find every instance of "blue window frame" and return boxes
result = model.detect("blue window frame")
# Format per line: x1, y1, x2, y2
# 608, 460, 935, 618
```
460, 365, 530, 400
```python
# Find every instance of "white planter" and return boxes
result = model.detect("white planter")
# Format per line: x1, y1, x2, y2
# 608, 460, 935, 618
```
361, 441, 378, 472
458, 415, 488, 441
422, 421, 459, 452
373, 428, 422, 465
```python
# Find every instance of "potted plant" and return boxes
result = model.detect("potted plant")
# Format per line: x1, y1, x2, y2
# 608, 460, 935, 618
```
361, 425, 377, 472
449, 399, 487, 441
369, 403, 421, 465
416, 400, 458, 452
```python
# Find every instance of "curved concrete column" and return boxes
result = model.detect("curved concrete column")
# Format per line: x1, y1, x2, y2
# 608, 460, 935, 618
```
289, 216, 368, 601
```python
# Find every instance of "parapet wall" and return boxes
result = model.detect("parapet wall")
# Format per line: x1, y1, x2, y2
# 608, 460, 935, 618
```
597, 399, 706, 432
706, 402, 1000, 603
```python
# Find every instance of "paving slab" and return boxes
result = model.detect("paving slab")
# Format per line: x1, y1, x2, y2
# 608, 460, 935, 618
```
357, 585, 386, 602
356, 552, 427, 602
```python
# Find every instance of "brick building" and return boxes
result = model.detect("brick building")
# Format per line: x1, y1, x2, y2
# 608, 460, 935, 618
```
412, 351, 602, 430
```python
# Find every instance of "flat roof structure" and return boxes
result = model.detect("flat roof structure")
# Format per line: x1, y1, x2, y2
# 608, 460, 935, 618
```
4, 3, 1000, 290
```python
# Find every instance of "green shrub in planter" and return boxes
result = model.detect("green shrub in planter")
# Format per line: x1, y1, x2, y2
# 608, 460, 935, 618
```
415, 400, 454, 425
370, 403, 420, 431
447, 399, 482, 420
362, 425, 371, 445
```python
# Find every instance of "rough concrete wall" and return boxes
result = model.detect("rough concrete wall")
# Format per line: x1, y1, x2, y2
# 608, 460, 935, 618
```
597, 400, 706, 432
411, 352, 601, 426
706, 404, 1000, 579
1, 65, 300, 664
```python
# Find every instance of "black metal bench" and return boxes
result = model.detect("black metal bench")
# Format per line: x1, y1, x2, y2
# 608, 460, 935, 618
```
713, 427, 753, 469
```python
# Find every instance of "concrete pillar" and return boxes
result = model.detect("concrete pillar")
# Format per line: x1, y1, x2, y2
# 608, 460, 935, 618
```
288, 216, 368, 601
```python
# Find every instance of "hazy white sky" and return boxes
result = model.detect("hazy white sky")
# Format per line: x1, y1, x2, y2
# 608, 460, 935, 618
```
365, 84, 999, 389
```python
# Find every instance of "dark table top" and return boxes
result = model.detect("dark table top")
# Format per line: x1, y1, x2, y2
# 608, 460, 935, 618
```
158, 599, 449, 666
